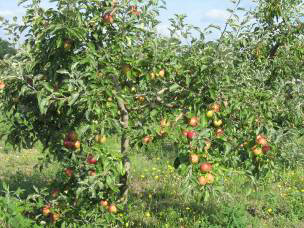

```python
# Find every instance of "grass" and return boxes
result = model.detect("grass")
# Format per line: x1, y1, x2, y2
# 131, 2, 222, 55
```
0, 139, 303, 227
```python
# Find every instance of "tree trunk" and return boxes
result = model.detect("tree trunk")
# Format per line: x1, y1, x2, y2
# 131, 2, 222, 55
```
117, 98, 130, 204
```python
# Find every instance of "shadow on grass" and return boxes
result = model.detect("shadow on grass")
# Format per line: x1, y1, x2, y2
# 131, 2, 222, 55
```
0, 171, 51, 199
126, 190, 240, 228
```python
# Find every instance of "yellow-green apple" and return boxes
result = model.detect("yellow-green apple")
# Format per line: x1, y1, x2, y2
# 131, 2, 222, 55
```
198, 176, 207, 186
189, 154, 199, 164
205, 173, 215, 184
121, 64, 131, 75
95, 135, 107, 144
150, 72, 156, 79
252, 145, 262, 155
157, 129, 167, 137
160, 119, 170, 128
63, 39, 72, 50
158, 69, 165, 77
213, 119, 223, 127
206, 110, 214, 118
204, 139, 211, 150
74, 140, 81, 149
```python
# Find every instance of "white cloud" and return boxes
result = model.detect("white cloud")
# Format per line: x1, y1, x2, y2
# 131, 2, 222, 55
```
205, 9, 230, 20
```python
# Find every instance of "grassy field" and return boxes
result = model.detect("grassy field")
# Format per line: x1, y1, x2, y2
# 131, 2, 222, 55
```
0, 140, 304, 227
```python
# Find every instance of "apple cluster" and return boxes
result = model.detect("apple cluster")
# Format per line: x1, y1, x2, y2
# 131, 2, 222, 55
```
251, 134, 272, 156
63, 131, 81, 150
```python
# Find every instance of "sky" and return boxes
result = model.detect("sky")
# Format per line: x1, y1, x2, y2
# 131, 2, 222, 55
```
0, 0, 256, 44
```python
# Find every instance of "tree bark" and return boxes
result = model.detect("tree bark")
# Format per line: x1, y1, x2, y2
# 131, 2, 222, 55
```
117, 97, 130, 204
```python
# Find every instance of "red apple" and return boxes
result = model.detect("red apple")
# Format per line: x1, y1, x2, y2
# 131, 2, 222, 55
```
50, 213, 60, 224
87, 155, 97, 164
64, 168, 73, 177
215, 128, 224, 137
256, 135, 267, 146
188, 117, 199, 127
205, 173, 215, 184
67, 131, 78, 141
100, 200, 109, 208
182, 129, 188, 137
129, 5, 137, 15
262, 144, 271, 153
136, 96, 145, 103
200, 162, 212, 173
142, 136, 152, 144
88, 170, 97, 176
42, 204, 51, 217
51, 189, 60, 198
103, 13, 113, 24
186, 130, 197, 140
198, 176, 207, 186
211, 103, 221, 112
189, 154, 199, 164
108, 204, 117, 213
0, 81, 5, 89
63, 140, 74, 149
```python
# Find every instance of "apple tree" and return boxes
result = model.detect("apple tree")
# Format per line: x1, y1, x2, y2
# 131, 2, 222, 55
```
0, 0, 181, 225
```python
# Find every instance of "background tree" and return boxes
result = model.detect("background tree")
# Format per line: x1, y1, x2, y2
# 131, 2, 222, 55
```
0, 38, 16, 59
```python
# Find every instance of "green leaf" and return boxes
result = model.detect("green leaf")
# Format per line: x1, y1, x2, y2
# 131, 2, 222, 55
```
169, 83, 179, 92
37, 93, 50, 115
42, 82, 53, 93
68, 93, 79, 106
56, 69, 70, 75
